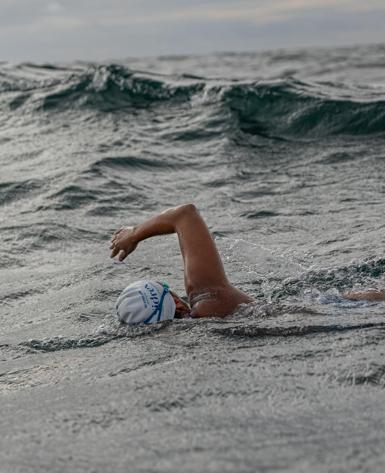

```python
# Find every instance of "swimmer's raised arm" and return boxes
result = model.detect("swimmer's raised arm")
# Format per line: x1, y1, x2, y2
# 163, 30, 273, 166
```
110, 203, 253, 317
343, 289, 385, 301
110, 203, 228, 289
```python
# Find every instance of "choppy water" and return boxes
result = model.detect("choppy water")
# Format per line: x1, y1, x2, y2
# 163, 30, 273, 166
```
1, 44, 385, 472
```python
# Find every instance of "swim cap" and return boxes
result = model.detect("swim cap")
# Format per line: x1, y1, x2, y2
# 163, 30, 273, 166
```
116, 280, 176, 325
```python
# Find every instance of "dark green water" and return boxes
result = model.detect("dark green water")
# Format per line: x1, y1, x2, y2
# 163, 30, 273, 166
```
1, 44, 385, 472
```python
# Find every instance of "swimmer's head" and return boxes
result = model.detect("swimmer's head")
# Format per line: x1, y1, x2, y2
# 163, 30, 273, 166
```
116, 280, 176, 325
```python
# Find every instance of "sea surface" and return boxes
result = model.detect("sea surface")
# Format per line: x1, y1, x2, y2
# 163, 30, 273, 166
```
1, 44, 385, 472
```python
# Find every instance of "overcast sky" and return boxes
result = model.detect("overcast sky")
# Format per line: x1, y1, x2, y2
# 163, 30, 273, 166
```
1, 0, 385, 62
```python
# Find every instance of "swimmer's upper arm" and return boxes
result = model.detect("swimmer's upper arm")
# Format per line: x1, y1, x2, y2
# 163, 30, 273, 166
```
174, 204, 230, 296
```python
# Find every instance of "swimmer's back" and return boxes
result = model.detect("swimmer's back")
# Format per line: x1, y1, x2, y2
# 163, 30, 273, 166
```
189, 285, 253, 318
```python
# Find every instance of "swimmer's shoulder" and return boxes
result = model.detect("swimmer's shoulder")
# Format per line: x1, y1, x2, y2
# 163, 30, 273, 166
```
189, 285, 254, 318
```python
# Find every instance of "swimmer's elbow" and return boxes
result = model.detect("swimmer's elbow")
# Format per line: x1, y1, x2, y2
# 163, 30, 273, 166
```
159, 203, 199, 227
179, 203, 198, 214
172, 203, 199, 220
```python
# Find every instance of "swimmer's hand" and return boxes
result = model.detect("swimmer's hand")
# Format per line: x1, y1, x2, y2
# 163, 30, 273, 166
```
110, 226, 138, 261
343, 289, 385, 301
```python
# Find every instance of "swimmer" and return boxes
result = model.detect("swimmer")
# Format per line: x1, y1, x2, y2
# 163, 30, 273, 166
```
110, 203, 254, 324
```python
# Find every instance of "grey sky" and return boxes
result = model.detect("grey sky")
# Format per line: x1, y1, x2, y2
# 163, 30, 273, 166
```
1, 0, 385, 61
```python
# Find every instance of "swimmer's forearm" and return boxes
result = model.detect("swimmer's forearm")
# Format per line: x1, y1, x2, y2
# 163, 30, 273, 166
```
132, 204, 196, 243
110, 204, 198, 260
344, 289, 385, 301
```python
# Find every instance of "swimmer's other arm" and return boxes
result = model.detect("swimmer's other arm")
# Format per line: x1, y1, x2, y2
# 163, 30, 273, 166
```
343, 289, 385, 301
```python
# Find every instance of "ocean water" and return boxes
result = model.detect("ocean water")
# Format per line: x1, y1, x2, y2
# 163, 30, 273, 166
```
1, 44, 385, 472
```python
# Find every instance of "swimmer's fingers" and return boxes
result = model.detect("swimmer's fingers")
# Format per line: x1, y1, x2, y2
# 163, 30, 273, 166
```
110, 245, 128, 261
110, 233, 127, 249
110, 229, 125, 246
109, 227, 138, 260
110, 227, 124, 242
118, 249, 127, 262
113, 227, 124, 236
110, 246, 120, 258
109, 236, 120, 249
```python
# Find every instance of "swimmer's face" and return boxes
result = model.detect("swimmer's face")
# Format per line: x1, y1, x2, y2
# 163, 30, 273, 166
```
170, 291, 190, 318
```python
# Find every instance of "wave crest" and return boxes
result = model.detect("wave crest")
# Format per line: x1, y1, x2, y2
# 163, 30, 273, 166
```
223, 79, 385, 138
3, 62, 385, 138
40, 64, 204, 111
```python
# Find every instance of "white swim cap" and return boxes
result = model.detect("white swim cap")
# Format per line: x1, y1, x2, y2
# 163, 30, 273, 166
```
116, 280, 176, 325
